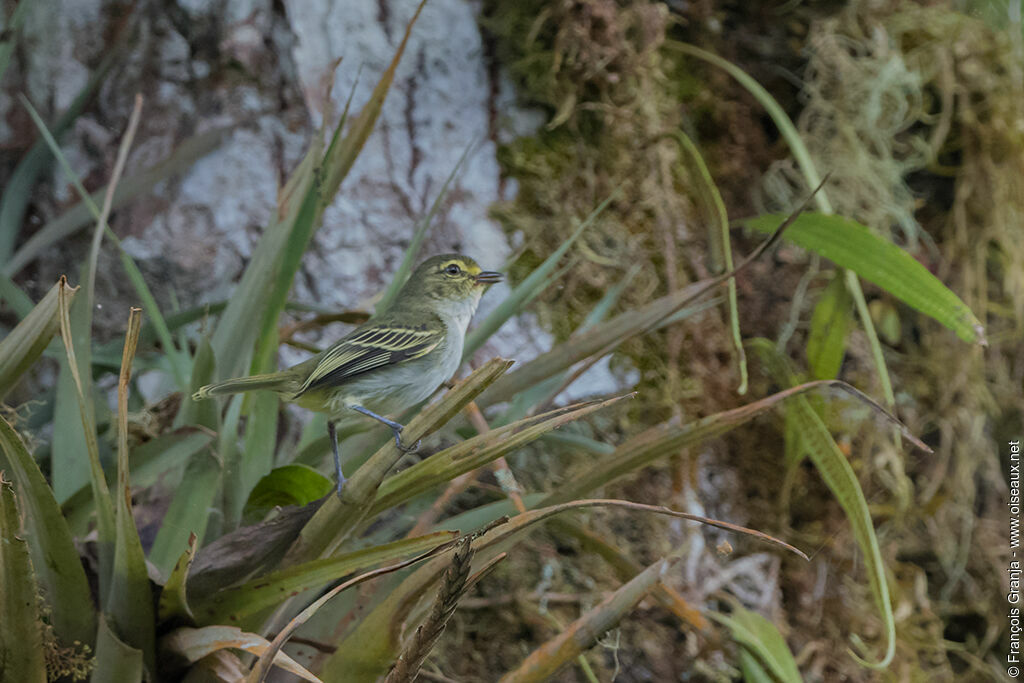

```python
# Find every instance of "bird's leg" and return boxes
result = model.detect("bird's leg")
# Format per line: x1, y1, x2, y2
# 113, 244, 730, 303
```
328, 420, 345, 497
350, 405, 421, 453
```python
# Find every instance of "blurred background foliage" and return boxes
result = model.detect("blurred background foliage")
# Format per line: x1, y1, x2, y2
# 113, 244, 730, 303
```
0, 0, 1020, 681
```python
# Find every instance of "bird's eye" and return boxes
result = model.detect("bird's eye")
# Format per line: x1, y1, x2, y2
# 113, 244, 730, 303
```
444, 264, 461, 276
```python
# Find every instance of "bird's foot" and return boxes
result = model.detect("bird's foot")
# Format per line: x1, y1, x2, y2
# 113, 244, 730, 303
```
390, 426, 421, 453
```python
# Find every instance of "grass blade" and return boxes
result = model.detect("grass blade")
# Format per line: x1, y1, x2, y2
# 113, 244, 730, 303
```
746, 212, 985, 344
667, 129, 747, 393
807, 272, 853, 380
106, 307, 156, 674
541, 378, 928, 508
57, 278, 116, 586
750, 339, 895, 667
710, 603, 802, 683
0, 278, 77, 399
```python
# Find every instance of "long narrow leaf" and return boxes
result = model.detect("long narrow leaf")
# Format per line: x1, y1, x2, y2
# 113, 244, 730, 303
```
0, 278, 76, 399
709, 604, 802, 683
540, 379, 928, 508
193, 531, 456, 626
57, 278, 116, 587
807, 272, 853, 380
750, 338, 895, 668
106, 308, 156, 674
668, 129, 747, 393
0, 473, 48, 682
0, 415, 95, 647
746, 213, 985, 344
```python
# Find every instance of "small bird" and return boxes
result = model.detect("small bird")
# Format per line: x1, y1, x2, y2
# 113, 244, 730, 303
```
193, 254, 503, 495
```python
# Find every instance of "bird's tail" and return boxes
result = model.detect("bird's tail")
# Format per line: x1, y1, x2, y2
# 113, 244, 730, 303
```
192, 373, 291, 401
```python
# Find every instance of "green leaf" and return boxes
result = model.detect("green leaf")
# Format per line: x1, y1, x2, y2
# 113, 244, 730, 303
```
806, 272, 853, 380
0, 278, 76, 400
93, 615, 143, 683
745, 213, 984, 344
0, 473, 48, 683
159, 532, 198, 625
57, 279, 116, 592
669, 129, 747, 393
750, 339, 895, 668
710, 604, 802, 683
192, 530, 456, 626
242, 464, 333, 524
148, 447, 222, 579
61, 429, 213, 531
106, 309, 156, 675
0, 415, 95, 647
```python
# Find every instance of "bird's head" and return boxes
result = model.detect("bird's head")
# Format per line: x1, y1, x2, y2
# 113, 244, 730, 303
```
396, 254, 503, 311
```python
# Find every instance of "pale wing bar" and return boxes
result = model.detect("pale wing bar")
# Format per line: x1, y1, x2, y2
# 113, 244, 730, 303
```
296, 324, 442, 395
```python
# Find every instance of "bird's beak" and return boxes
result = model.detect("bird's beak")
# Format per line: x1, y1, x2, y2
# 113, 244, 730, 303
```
474, 271, 504, 285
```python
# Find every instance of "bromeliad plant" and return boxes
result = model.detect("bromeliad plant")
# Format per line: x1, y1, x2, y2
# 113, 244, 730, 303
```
0, 4, 984, 682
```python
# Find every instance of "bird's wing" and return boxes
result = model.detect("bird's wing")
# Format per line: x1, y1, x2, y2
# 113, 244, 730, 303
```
295, 317, 444, 396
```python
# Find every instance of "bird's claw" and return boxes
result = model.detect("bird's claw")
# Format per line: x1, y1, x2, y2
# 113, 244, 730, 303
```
391, 427, 420, 453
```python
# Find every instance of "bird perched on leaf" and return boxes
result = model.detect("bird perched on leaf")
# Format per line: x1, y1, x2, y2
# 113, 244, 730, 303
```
193, 254, 503, 495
